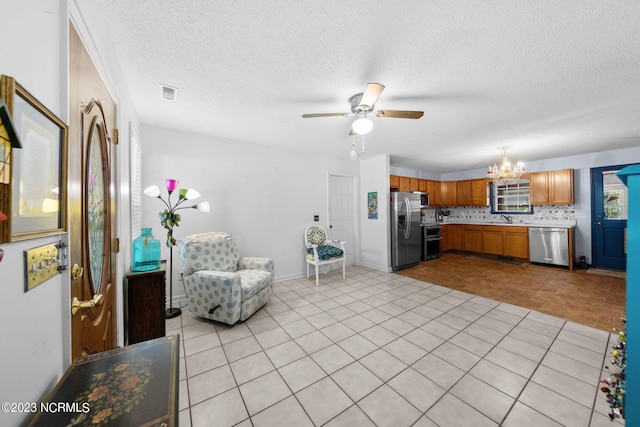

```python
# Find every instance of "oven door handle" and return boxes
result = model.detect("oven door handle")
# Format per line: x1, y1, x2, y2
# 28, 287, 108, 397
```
426, 237, 443, 241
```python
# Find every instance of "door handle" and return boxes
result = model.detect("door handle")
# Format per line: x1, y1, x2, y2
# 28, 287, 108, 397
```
71, 264, 84, 280
596, 222, 603, 226
71, 294, 103, 316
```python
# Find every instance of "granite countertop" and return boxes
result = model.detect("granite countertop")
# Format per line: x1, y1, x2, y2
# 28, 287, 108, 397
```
427, 220, 576, 228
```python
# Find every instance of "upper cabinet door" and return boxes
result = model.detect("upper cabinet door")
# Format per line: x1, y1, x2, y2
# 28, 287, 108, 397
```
529, 172, 549, 204
549, 169, 574, 204
399, 176, 411, 192
441, 181, 457, 206
471, 179, 488, 206
456, 180, 472, 206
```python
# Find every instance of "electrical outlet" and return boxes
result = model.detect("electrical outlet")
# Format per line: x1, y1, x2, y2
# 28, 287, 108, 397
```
314, 215, 319, 222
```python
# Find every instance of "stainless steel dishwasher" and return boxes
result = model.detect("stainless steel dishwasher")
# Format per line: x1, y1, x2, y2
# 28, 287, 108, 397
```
528, 227, 569, 267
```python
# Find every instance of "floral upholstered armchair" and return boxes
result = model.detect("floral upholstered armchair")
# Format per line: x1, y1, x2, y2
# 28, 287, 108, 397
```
304, 225, 346, 286
178, 232, 274, 325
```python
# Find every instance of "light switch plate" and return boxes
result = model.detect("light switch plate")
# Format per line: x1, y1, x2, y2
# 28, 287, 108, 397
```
24, 243, 59, 292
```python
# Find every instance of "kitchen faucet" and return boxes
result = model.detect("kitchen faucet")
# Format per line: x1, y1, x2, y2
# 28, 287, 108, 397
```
501, 214, 512, 224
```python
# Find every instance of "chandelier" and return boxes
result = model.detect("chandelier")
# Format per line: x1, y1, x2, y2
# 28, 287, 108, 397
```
488, 147, 525, 183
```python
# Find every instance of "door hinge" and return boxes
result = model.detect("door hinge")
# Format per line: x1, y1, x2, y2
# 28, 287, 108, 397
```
113, 128, 119, 145
113, 237, 120, 253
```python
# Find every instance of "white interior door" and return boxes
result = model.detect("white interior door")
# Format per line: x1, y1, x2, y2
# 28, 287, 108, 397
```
328, 175, 355, 265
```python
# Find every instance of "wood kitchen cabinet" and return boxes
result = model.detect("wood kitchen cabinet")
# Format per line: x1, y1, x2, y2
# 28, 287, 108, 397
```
399, 176, 411, 192
452, 224, 465, 250
464, 225, 483, 253
443, 224, 529, 259
504, 226, 529, 259
549, 169, 574, 204
456, 180, 472, 206
410, 178, 420, 192
125, 264, 166, 345
482, 225, 504, 256
390, 175, 400, 191
529, 172, 549, 205
441, 181, 457, 206
419, 179, 437, 199
432, 181, 442, 206
529, 169, 574, 205
471, 179, 489, 206
440, 225, 450, 251
441, 224, 465, 252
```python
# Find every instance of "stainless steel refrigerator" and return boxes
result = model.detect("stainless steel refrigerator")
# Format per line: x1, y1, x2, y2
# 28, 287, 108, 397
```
390, 192, 422, 271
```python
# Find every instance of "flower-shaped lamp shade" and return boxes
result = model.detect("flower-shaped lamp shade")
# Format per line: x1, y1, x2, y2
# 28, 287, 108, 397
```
165, 179, 179, 192
196, 202, 210, 212
144, 185, 161, 198
179, 188, 201, 200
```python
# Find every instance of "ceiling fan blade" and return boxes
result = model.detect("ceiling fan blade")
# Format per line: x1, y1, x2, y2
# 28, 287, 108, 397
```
375, 110, 424, 119
358, 83, 385, 109
301, 112, 348, 118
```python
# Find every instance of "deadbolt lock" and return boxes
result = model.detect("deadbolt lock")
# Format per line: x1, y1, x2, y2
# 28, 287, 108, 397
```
71, 264, 84, 280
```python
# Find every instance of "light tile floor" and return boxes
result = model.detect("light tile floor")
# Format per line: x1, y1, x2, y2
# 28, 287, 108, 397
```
168, 266, 625, 426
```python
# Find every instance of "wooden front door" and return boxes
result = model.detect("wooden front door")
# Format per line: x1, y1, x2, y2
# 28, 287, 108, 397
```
69, 23, 118, 359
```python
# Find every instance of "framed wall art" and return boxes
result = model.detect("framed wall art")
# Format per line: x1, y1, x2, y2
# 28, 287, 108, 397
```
368, 191, 378, 219
0, 75, 68, 242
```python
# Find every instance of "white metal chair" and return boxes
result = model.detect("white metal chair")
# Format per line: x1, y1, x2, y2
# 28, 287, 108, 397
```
304, 225, 346, 286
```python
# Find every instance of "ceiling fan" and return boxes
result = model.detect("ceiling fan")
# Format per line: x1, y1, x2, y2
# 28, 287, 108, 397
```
301, 83, 424, 135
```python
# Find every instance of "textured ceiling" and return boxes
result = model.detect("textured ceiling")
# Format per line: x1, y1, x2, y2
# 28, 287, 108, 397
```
96, 0, 640, 173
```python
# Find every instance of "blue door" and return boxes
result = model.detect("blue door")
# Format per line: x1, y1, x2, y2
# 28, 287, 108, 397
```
591, 165, 630, 270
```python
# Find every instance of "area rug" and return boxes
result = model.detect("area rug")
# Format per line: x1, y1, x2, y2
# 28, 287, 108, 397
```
587, 268, 626, 279
466, 255, 529, 267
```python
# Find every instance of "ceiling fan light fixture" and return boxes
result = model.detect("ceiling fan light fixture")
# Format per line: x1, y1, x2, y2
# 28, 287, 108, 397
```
352, 116, 373, 135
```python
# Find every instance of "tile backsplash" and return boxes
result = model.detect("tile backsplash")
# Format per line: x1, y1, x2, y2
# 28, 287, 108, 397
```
423, 205, 575, 223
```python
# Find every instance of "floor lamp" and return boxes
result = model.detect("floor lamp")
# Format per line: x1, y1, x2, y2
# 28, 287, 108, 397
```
144, 179, 210, 319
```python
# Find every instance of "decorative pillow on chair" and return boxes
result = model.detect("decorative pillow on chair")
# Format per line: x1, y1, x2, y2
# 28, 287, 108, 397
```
307, 245, 343, 260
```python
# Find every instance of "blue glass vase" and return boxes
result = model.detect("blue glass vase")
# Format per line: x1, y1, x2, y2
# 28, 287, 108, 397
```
132, 228, 161, 271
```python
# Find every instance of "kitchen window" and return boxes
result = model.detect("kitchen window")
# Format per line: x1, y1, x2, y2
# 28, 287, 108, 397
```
490, 179, 532, 214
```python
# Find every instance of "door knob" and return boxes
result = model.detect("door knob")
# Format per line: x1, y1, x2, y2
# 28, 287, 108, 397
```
596, 222, 603, 226
71, 294, 103, 316
71, 264, 84, 280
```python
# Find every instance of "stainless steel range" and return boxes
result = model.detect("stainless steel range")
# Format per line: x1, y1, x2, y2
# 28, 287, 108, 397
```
421, 223, 442, 261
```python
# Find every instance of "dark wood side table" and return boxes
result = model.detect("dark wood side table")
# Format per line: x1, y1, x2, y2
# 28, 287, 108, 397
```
125, 262, 166, 345
28, 335, 180, 427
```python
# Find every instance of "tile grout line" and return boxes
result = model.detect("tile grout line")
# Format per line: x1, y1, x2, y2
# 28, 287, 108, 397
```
494, 316, 567, 426
178, 267, 616, 426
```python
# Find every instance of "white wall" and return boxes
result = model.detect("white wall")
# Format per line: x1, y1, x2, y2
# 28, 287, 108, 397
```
139, 124, 359, 305
359, 154, 391, 271
0, 4, 69, 426
0, 2, 138, 426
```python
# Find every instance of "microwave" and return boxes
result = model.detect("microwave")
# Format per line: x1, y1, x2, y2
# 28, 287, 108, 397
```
418, 192, 430, 207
